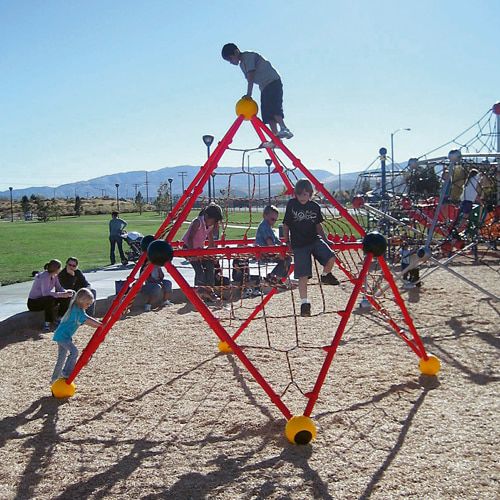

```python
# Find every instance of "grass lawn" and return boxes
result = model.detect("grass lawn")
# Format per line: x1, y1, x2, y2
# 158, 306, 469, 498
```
0, 210, 263, 285
0, 206, 362, 285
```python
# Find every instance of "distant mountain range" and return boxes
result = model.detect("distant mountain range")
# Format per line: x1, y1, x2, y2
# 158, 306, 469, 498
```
1, 165, 362, 201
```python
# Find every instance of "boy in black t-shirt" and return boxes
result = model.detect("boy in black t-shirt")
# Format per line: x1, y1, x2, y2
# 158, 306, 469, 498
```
283, 179, 339, 317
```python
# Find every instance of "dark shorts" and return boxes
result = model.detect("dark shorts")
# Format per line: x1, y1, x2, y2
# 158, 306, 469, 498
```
460, 200, 473, 214
261, 79, 284, 124
293, 239, 335, 279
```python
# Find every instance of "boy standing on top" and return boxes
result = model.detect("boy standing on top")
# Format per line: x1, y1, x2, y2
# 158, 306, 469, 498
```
221, 43, 293, 146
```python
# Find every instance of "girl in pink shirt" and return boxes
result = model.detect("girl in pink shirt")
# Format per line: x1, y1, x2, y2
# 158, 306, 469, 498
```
182, 204, 223, 302
27, 259, 74, 332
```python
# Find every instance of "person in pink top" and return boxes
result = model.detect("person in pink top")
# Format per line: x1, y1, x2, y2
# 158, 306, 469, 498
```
27, 259, 74, 332
182, 203, 223, 302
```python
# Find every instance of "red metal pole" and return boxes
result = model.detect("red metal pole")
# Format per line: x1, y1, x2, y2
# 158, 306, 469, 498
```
250, 117, 295, 195
333, 255, 421, 355
251, 116, 366, 236
164, 115, 245, 242
303, 253, 373, 417
377, 256, 428, 360
166, 263, 293, 420
66, 262, 155, 383
231, 264, 295, 342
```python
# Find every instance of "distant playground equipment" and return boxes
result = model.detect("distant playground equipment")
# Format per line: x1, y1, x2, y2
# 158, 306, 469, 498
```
351, 102, 499, 302
54, 97, 440, 445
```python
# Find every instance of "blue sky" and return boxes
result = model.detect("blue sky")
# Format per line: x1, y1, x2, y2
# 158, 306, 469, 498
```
1, 0, 499, 191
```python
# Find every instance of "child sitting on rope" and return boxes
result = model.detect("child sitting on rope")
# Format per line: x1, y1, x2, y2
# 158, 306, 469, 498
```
182, 203, 223, 303
255, 204, 291, 286
283, 179, 339, 317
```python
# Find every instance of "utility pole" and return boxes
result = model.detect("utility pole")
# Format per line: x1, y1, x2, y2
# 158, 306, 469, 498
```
379, 147, 387, 198
178, 171, 187, 192
265, 159, 273, 204
133, 183, 140, 199
9, 187, 13, 222
145, 171, 149, 204
115, 183, 120, 211
101, 189, 106, 198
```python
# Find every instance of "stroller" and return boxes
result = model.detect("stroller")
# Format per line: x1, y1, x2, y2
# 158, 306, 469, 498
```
121, 231, 144, 262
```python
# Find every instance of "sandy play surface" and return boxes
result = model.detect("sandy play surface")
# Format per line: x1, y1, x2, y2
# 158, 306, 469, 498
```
1, 258, 498, 499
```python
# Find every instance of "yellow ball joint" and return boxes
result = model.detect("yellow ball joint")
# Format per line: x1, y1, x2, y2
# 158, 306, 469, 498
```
419, 354, 441, 376
285, 415, 317, 445
235, 97, 258, 120
51, 378, 76, 398
218, 340, 233, 353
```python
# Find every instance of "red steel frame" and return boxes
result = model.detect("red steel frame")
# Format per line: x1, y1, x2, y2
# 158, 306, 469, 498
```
66, 112, 429, 422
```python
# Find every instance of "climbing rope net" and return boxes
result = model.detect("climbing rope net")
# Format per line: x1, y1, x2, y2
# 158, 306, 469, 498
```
63, 102, 437, 443
351, 105, 499, 295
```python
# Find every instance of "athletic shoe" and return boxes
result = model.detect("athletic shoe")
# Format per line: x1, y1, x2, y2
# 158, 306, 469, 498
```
277, 128, 294, 139
242, 288, 254, 299
251, 287, 262, 297
42, 322, 51, 333
260, 141, 275, 149
402, 281, 416, 290
162, 300, 173, 307
144, 304, 152, 312
300, 303, 311, 317
321, 273, 340, 285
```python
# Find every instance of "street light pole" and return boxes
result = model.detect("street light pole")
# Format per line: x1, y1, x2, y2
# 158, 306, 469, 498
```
265, 158, 273, 204
202, 135, 214, 201
115, 183, 120, 211
9, 187, 13, 222
390, 128, 411, 192
167, 178, 173, 212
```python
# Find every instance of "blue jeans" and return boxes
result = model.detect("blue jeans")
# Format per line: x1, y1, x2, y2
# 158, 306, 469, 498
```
109, 235, 126, 264
51, 341, 78, 383
191, 259, 215, 287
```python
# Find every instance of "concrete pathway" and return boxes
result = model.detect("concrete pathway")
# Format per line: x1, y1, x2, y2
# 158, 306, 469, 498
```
0, 258, 196, 322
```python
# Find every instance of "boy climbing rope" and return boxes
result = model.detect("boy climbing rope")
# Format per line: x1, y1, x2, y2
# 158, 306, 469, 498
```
221, 43, 293, 147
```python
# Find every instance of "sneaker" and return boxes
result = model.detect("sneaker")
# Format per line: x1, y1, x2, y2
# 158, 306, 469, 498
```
402, 280, 415, 290
42, 322, 51, 333
300, 302, 311, 317
260, 141, 275, 149
144, 304, 152, 312
321, 273, 340, 285
277, 128, 294, 139
242, 288, 253, 299
251, 287, 262, 297
162, 300, 173, 307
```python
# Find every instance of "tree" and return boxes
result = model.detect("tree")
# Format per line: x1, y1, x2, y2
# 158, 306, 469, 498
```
50, 199, 62, 220
74, 195, 83, 216
135, 190, 145, 215
155, 182, 170, 215
33, 196, 49, 222
21, 195, 30, 215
